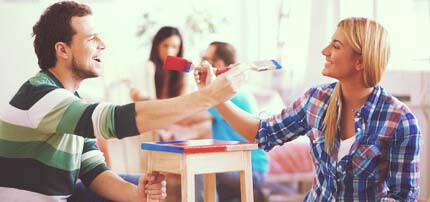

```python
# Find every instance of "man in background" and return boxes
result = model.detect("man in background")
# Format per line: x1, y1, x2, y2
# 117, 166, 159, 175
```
198, 42, 269, 202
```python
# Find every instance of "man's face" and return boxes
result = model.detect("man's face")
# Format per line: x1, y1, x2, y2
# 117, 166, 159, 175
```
67, 15, 105, 80
202, 45, 225, 68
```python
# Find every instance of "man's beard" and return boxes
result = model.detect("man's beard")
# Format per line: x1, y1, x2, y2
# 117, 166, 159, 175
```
71, 58, 98, 80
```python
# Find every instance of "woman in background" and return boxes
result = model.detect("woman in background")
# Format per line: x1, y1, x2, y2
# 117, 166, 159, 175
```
129, 26, 211, 141
130, 26, 185, 101
195, 17, 421, 201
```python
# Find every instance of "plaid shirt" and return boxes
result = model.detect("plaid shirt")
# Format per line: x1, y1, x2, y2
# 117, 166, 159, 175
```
256, 83, 421, 201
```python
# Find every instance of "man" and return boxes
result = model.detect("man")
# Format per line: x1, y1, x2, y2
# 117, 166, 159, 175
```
0, 2, 246, 202
199, 42, 269, 202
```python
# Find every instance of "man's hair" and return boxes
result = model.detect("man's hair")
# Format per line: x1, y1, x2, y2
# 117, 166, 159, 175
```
32, 1, 92, 70
210, 41, 237, 66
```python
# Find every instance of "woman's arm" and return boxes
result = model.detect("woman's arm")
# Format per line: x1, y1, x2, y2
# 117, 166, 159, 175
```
213, 101, 261, 142
382, 113, 421, 201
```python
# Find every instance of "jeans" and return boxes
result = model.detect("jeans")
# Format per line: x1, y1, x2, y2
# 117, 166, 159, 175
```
195, 171, 266, 202
68, 174, 141, 202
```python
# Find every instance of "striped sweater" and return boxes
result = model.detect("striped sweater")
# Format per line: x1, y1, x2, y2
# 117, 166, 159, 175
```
0, 70, 139, 201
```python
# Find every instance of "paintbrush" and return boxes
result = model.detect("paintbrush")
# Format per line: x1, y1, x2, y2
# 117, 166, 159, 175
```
163, 56, 282, 75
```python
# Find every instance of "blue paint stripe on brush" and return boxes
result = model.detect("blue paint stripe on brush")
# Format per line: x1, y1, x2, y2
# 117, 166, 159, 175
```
271, 60, 282, 69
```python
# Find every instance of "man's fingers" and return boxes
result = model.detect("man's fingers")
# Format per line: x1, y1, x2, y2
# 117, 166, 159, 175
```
145, 185, 166, 193
147, 192, 167, 200
145, 180, 167, 200
144, 171, 163, 184
145, 180, 166, 189
156, 173, 166, 182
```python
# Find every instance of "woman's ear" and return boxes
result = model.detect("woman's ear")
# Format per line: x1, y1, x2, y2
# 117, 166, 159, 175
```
54, 42, 70, 60
354, 55, 364, 71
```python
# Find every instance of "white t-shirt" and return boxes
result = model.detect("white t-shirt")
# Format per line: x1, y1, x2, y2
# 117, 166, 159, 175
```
338, 135, 356, 162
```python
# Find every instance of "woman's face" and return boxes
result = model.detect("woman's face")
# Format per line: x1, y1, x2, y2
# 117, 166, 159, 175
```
158, 35, 181, 62
321, 28, 361, 81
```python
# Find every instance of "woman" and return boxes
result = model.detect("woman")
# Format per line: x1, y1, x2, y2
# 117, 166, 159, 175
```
195, 17, 421, 201
130, 26, 186, 101
130, 26, 211, 141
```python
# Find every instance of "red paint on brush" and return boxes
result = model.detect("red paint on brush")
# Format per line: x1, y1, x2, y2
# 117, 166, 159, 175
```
215, 67, 231, 75
164, 56, 232, 75
163, 56, 192, 72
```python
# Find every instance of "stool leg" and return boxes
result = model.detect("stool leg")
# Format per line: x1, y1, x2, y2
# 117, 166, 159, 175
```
204, 173, 216, 202
240, 152, 254, 202
181, 170, 195, 202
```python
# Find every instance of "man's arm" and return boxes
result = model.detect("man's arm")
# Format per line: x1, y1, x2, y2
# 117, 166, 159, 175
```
135, 69, 244, 133
89, 170, 166, 202
175, 111, 213, 126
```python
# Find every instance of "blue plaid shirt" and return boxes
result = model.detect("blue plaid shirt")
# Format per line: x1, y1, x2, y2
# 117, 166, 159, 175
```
256, 83, 421, 201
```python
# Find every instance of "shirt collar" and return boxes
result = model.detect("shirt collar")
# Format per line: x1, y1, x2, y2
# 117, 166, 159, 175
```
358, 85, 382, 121
41, 70, 81, 98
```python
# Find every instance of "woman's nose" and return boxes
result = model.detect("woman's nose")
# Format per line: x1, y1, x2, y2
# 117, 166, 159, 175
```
167, 48, 177, 56
321, 45, 330, 56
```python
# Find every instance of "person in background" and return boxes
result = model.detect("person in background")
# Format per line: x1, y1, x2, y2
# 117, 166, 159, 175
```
0, 1, 247, 201
194, 18, 421, 201
197, 41, 269, 202
129, 26, 212, 141
129, 26, 185, 101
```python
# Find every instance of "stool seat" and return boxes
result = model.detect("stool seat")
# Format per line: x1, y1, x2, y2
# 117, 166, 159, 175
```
141, 139, 258, 202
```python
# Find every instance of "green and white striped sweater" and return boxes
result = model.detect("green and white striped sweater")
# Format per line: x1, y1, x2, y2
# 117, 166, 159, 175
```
0, 70, 139, 202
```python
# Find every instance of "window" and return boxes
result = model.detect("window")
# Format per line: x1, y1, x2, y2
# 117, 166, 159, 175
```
340, 0, 430, 71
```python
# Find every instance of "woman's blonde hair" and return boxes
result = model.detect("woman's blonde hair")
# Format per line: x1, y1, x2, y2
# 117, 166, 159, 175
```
323, 17, 391, 152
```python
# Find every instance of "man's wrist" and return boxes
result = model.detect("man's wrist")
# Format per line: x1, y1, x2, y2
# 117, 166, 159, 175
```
196, 87, 219, 108
126, 184, 139, 202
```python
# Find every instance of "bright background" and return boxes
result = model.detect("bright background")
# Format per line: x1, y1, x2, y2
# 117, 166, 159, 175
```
0, 0, 428, 200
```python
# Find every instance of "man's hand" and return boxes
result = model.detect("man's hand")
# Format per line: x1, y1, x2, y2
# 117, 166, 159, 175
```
129, 88, 142, 101
195, 62, 247, 106
136, 172, 166, 202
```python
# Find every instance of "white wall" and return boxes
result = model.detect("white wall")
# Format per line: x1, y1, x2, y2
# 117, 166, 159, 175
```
0, 0, 428, 200
0, 0, 246, 106
0, 2, 44, 112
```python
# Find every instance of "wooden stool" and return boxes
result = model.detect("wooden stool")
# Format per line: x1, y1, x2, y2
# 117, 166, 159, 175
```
141, 139, 258, 202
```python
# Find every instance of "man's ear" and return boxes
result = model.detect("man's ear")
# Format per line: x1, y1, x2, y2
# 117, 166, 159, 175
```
54, 42, 70, 60
214, 59, 226, 68
354, 55, 364, 71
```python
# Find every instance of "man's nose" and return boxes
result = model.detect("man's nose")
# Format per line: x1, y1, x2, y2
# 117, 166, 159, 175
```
97, 37, 106, 50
